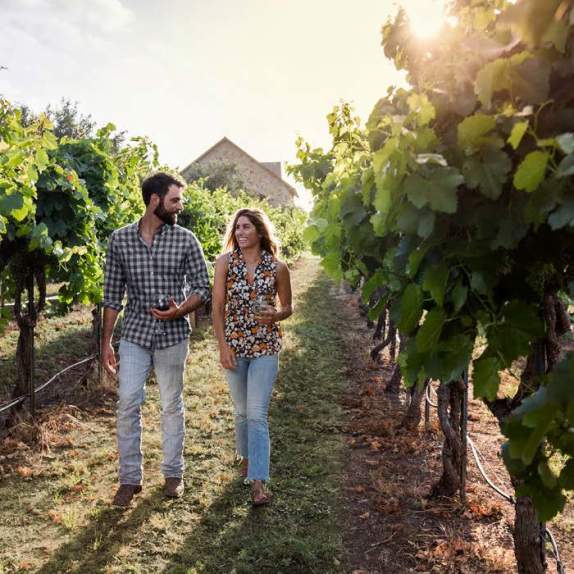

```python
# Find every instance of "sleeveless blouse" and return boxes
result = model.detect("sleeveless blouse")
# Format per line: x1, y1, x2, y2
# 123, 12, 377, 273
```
224, 248, 282, 357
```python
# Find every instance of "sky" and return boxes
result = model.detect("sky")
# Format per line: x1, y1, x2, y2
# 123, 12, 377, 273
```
0, 0, 446, 209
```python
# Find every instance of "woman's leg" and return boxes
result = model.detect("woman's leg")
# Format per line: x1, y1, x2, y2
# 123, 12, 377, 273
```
225, 358, 249, 461
245, 354, 279, 482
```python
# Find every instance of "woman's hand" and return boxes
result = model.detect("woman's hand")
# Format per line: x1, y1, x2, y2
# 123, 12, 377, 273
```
255, 305, 277, 325
220, 343, 237, 370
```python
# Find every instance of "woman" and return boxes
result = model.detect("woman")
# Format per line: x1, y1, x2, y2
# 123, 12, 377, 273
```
212, 208, 292, 506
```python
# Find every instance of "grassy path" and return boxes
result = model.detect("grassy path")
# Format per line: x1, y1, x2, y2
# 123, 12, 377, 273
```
0, 256, 352, 574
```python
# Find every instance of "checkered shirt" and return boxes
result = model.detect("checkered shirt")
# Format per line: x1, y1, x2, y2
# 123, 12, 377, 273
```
103, 220, 211, 349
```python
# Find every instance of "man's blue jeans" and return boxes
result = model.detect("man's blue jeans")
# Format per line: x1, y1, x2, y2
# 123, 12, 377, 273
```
225, 354, 279, 481
117, 339, 188, 485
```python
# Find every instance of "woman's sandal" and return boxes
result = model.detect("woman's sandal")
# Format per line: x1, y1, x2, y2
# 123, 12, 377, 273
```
251, 488, 272, 507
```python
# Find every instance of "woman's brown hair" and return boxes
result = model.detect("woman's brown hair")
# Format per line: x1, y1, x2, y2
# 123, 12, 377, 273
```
223, 208, 280, 257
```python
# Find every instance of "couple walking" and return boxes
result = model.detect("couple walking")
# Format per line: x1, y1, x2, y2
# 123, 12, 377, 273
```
101, 172, 292, 507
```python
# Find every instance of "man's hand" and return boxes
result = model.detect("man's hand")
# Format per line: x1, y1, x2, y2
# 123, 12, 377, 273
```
255, 305, 277, 325
219, 343, 237, 370
101, 342, 118, 377
151, 297, 182, 321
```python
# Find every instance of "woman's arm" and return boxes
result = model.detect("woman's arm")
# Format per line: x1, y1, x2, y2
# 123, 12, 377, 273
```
212, 254, 237, 369
258, 261, 293, 324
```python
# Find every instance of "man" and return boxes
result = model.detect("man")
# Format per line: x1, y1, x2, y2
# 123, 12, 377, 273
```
101, 172, 210, 507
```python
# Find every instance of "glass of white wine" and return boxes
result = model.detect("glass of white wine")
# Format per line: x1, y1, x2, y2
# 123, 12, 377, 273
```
252, 294, 267, 317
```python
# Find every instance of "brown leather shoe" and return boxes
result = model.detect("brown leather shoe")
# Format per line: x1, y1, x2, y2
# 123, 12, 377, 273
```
112, 484, 142, 507
164, 477, 184, 498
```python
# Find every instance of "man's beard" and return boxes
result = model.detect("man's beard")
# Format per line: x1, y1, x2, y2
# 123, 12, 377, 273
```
154, 200, 177, 225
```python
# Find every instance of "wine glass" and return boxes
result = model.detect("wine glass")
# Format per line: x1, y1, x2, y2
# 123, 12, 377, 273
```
252, 294, 267, 317
153, 294, 169, 335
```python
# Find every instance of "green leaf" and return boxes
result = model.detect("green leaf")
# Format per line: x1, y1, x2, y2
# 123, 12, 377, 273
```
548, 198, 574, 229
425, 335, 473, 382
450, 280, 468, 313
475, 59, 510, 108
417, 210, 435, 239
508, 121, 529, 150
458, 114, 496, 153
473, 356, 501, 400
321, 252, 342, 279
557, 154, 574, 178
510, 57, 551, 106
407, 243, 430, 277
538, 460, 557, 489
501, 442, 527, 477
559, 459, 574, 490
303, 225, 320, 244
398, 284, 423, 334
416, 307, 447, 353
513, 151, 550, 192
522, 419, 554, 466
470, 272, 490, 295
504, 300, 544, 338
399, 339, 427, 387
0, 192, 25, 217
404, 168, 463, 214
463, 147, 511, 200
407, 93, 435, 126
423, 263, 449, 307
556, 133, 574, 154
374, 182, 392, 213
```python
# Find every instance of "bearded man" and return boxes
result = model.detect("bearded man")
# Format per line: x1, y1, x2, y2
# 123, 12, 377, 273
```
101, 172, 210, 507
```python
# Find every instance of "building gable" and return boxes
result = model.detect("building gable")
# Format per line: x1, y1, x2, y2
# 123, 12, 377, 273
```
181, 137, 296, 207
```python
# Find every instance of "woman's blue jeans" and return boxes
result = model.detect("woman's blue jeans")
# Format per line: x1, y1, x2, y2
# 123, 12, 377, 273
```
225, 354, 279, 481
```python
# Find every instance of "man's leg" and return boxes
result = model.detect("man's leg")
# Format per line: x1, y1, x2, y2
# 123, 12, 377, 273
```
115, 340, 152, 505
153, 339, 188, 495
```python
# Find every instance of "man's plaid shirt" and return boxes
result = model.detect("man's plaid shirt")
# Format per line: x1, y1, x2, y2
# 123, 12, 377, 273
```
103, 221, 211, 350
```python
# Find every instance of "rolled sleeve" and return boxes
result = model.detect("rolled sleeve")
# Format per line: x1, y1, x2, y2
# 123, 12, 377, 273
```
185, 235, 211, 302
103, 233, 126, 311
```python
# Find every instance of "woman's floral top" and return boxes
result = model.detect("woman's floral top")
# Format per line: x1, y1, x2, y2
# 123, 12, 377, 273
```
224, 248, 282, 357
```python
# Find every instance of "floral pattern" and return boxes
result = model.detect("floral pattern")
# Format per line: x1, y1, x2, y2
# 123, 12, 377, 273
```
224, 248, 282, 357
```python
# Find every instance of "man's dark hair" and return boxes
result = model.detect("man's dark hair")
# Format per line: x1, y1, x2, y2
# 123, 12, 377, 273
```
141, 172, 184, 206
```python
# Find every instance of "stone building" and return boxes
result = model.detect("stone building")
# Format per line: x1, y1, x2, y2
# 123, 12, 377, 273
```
181, 137, 297, 207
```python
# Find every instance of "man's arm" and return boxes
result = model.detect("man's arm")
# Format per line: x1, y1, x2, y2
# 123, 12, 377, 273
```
101, 233, 126, 376
151, 233, 211, 321
101, 307, 120, 376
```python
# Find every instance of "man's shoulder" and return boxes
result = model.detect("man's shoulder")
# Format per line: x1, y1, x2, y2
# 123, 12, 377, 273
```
171, 224, 200, 244
111, 222, 139, 240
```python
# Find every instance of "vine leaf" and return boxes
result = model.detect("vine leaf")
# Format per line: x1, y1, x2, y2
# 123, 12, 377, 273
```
398, 283, 423, 334
513, 150, 550, 192
422, 263, 449, 307
404, 168, 463, 214
473, 356, 500, 400
416, 307, 446, 353
508, 121, 529, 150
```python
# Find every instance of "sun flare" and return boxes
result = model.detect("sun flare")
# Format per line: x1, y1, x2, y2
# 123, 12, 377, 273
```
402, 0, 448, 39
